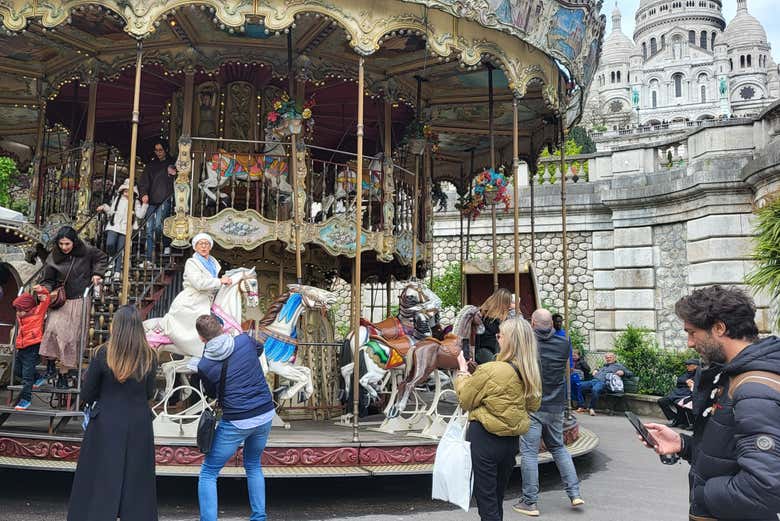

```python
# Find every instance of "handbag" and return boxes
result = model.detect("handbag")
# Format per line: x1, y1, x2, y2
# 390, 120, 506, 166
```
49, 258, 75, 310
196, 357, 229, 454
431, 408, 472, 511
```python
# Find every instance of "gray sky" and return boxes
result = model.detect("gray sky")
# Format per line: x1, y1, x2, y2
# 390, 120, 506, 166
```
606, 0, 780, 53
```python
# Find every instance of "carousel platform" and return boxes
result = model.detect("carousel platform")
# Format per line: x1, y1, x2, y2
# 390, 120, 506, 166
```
0, 412, 598, 478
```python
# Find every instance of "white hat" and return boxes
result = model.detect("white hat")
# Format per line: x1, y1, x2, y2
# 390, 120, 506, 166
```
191, 232, 214, 249
117, 179, 138, 195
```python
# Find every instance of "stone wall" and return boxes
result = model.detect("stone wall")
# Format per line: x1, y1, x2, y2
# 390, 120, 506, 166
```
654, 223, 688, 349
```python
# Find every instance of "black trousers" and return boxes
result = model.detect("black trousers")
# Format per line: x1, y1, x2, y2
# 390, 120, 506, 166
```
467, 421, 518, 521
658, 396, 678, 421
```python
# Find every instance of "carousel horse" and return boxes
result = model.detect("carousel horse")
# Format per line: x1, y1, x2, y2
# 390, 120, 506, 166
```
253, 284, 337, 401
144, 267, 260, 399
200, 131, 291, 204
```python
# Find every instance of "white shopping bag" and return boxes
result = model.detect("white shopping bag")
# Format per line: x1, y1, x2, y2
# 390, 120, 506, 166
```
431, 409, 472, 511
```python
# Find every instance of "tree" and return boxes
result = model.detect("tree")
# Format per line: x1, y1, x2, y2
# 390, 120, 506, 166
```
745, 197, 780, 330
432, 262, 462, 311
0, 157, 18, 208
568, 126, 596, 154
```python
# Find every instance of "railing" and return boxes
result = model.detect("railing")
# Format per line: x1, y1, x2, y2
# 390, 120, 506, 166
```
590, 116, 757, 140
188, 138, 419, 238
536, 155, 592, 185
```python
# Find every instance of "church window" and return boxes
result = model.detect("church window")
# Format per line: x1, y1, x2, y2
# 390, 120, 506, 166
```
609, 100, 623, 113
711, 32, 716, 49
701, 85, 706, 102
689, 31, 696, 44
627, 72, 630, 82
611, 71, 615, 83
617, 71, 621, 83
652, 91, 658, 108
740, 55, 745, 68
643, 42, 647, 59
700, 31, 707, 50
747, 55, 752, 67
740, 86, 756, 100
651, 38, 657, 55
673, 73, 683, 98
661, 35, 665, 49
730, 58, 733, 71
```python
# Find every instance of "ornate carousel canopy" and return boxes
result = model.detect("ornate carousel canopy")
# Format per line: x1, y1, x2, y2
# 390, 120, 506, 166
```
0, 0, 605, 189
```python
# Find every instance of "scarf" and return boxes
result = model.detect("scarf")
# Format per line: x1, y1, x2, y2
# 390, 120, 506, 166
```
203, 333, 235, 361
196, 253, 218, 278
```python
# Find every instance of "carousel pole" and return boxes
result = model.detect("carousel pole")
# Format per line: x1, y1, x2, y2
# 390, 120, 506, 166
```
559, 101, 572, 416
287, 31, 303, 284
459, 164, 465, 306
512, 97, 520, 304
384, 97, 394, 316
411, 76, 423, 280
351, 56, 366, 443
30, 86, 47, 225
488, 65, 498, 291
120, 41, 143, 305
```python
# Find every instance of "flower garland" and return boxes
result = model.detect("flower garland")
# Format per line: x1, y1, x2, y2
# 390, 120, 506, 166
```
267, 92, 315, 135
459, 168, 511, 220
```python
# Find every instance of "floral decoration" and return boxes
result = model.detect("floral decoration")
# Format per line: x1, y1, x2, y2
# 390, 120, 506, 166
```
267, 92, 316, 135
459, 167, 511, 220
400, 119, 440, 152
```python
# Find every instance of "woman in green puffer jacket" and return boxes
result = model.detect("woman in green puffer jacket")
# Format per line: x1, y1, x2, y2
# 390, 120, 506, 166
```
454, 317, 542, 521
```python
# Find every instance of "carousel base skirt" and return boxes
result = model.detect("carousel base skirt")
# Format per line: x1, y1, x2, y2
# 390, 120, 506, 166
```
0, 416, 597, 478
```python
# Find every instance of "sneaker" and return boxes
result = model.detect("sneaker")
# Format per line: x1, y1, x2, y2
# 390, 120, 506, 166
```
33, 376, 46, 389
14, 399, 31, 411
571, 497, 585, 508
113, 271, 121, 282
589, 408, 596, 416
163, 247, 171, 256
575, 407, 586, 413
512, 501, 540, 517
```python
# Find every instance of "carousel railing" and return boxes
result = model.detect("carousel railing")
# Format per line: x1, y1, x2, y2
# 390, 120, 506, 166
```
188, 138, 419, 237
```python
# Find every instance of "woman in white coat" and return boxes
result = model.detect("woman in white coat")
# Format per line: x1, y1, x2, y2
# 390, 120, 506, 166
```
157, 233, 231, 355
97, 179, 148, 280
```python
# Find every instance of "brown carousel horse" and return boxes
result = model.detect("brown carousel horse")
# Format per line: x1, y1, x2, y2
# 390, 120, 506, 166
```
341, 283, 484, 419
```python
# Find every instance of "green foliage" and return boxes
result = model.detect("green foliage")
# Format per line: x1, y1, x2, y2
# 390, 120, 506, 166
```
745, 197, 780, 330
432, 262, 462, 311
568, 126, 596, 154
0, 156, 18, 208
537, 134, 590, 183
613, 325, 697, 396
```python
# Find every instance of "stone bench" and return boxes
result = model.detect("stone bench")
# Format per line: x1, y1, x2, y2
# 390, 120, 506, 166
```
593, 392, 664, 419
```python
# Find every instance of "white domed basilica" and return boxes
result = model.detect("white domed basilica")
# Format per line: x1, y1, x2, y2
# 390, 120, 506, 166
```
583, 0, 779, 130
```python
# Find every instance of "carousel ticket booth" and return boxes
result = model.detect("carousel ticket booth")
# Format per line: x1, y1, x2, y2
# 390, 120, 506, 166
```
0, 0, 603, 476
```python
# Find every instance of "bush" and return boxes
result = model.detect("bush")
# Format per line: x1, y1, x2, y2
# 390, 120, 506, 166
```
614, 325, 697, 396
431, 262, 462, 312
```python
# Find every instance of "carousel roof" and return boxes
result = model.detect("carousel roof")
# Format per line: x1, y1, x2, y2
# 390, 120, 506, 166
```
0, 0, 605, 191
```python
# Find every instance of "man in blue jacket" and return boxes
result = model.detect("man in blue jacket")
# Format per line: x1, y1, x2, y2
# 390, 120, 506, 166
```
196, 314, 275, 521
644, 286, 780, 520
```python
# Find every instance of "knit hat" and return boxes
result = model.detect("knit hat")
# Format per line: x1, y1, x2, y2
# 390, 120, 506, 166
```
191, 232, 214, 249
685, 358, 701, 366
12, 292, 36, 312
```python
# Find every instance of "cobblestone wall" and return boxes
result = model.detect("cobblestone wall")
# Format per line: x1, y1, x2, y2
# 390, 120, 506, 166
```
432, 231, 594, 349
654, 223, 689, 349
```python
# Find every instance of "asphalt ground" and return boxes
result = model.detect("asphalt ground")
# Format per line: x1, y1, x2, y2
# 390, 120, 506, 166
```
0, 413, 691, 521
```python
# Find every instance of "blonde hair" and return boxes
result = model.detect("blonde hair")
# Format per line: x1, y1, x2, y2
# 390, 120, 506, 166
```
496, 317, 542, 402
105, 305, 156, 383
480, 288, 512, 322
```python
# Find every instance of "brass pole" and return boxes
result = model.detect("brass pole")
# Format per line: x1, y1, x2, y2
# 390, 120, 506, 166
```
121, 41, 143, 305
288, 31, 302, 284
459, 164, 465, 306
411, 77, 423, 280
30, 90, 47, 225
559, 105, 572, 415
512, 97, 520, 304
384, 98, 393, 316
351, 56, 365, 443
488, 66, 498, 291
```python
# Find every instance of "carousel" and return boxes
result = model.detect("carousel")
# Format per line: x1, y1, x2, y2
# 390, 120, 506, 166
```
0, 0, 604, 477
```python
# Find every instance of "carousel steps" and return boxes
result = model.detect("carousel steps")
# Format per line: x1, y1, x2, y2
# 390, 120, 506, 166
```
0, 407, 82, 434
6, 385, 80, 395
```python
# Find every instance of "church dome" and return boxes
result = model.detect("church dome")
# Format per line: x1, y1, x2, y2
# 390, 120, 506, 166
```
723, 0, 768, 48
601, 5, 636, 65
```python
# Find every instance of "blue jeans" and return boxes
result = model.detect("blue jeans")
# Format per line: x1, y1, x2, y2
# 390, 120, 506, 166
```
15, 343, 40, 402
571, 372, 583, 405
145, 199, 171, 260
104, 230, 125, 273
198, 419, 272, 521
519, 410, 581, 505
578, 379, 606, 409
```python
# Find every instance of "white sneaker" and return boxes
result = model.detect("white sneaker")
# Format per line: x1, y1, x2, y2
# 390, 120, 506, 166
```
113, 272, 121, 282
104, 270, 112, 278
163, 247, 171, 256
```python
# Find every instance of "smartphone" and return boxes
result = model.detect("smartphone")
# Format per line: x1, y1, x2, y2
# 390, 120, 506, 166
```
461, 338, 471, 361
625, 411, 657, 448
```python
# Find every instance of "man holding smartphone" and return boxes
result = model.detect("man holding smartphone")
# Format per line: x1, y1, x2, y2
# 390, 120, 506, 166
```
641, 286, 780, 521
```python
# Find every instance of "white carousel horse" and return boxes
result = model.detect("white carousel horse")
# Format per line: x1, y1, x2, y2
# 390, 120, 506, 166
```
199, 131, 291, 203
255, 284, 337, 402
144, 267, 260, 400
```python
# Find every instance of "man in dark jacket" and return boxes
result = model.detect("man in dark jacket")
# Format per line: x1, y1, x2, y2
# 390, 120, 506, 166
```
196, 314, 275, 521
576, 352, 633, 415
644, 286, 780, 520
657, 358, 699, 428
514, 309, 584, 517
137, 142, 175, 265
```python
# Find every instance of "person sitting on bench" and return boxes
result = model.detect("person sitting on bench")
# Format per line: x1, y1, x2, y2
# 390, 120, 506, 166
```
576, 352, 633, 416
657, 358, 699, 428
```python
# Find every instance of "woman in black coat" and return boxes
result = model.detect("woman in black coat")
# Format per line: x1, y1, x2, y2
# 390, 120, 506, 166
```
68, 305, 158, 521
474, 289, 513, 365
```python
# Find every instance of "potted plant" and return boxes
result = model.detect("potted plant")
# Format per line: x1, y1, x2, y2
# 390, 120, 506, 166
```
267, 92, 315, 137
401, 120, 439, 156
459, 167, 511, 221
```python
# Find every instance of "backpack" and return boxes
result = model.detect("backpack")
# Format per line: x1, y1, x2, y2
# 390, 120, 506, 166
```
605, 372, 624, 393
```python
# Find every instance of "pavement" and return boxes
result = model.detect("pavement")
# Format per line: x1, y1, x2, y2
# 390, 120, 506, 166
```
0, 413, 691, 521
